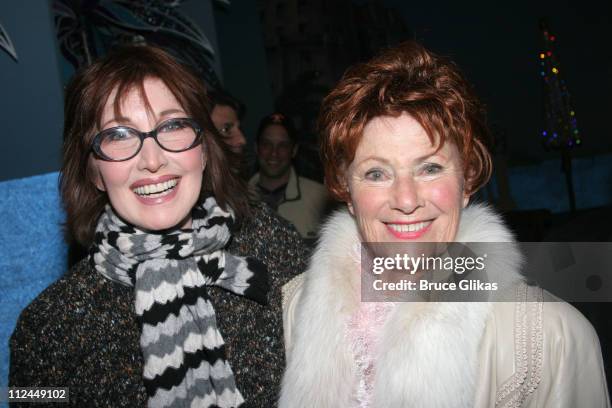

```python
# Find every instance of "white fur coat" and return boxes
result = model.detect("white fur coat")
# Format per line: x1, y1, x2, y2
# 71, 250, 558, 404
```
280, 204, 526, 408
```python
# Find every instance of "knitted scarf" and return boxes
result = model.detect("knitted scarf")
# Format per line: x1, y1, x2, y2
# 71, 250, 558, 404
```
90, 195, 268, 408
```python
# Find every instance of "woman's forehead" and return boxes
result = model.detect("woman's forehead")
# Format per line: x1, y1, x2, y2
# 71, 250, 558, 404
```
360, 114, 433, 149
350, 113, 458, 165
100, 78, 183, 125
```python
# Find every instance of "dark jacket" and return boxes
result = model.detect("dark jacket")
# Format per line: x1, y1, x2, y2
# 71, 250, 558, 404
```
9, 203, 308, 407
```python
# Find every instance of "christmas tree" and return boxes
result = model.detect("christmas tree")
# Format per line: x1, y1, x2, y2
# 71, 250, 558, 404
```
539, 19, 580, 211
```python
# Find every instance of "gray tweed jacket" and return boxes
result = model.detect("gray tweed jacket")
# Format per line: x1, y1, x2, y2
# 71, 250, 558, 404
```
9, 203, 309, 407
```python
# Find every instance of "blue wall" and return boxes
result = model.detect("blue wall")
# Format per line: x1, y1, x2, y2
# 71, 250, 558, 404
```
213, 2, 275, 144
0, 1, 64, 182
481, 153, 612, 213
180, 0, 223, 80
0, 172, 67, 391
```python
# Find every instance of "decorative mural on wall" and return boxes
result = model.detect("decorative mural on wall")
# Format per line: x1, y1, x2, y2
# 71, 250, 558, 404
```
53, 0, 224, 87
0, 21, 18, 62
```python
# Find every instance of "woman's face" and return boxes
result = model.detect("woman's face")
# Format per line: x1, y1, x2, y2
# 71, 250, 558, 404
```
346, 112, 469, 243
90, 77, 205, 231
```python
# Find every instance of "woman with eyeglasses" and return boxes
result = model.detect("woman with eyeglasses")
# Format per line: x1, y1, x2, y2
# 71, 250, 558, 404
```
9, 46, 308, 407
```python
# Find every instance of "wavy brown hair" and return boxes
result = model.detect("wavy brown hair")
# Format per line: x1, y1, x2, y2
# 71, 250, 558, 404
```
319, 41, 492, 202
60, 45, 248, 246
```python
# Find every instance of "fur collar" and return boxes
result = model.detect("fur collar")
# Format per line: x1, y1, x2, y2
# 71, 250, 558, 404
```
280, 204, 524, 407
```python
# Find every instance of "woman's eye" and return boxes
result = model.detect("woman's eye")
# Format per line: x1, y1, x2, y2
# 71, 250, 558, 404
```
160, 121, 186, 132
423, 163, 443, 175
364, 169, 385, 181
220, 124, 232, 134
106, 129, 132, 141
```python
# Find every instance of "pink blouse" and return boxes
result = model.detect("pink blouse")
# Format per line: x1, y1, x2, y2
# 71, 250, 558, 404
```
345, 300, 396, 407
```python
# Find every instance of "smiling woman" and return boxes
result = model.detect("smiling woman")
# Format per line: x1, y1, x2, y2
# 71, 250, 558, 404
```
59, 46, 247, 246
346, 112, 468, 244
9, 45, 308, 407
90, 78, 206, 231
280, 41, 610, 407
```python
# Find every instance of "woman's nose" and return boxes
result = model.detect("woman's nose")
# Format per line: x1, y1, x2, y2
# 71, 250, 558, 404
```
137, 138, 167, 172
390, 176, 421, 213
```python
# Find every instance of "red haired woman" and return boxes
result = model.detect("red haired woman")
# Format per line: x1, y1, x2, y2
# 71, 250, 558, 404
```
280, 42, 609, 407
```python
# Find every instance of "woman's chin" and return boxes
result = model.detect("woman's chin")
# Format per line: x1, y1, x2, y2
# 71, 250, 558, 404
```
133, 214, 192, 233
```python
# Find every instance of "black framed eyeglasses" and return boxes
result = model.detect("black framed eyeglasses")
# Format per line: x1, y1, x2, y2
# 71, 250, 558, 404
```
91, 118, 203, 162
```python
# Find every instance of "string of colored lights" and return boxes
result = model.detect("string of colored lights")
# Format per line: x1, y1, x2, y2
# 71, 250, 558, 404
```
539, 21, 581, 149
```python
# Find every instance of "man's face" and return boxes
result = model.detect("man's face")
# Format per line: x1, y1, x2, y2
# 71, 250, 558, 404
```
211, 105, 246, 154
257, 124, 297, 179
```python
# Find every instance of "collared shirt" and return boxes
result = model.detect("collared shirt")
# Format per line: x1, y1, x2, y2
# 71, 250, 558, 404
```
255, 182, 288, 211
249, 166, 329, 239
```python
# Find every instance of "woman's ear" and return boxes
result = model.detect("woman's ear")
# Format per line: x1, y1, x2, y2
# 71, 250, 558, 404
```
340, 169, 354, 214
88, 158, 106, 191
463, 170, 476, 208
463, 193, 470, 208
344, 179, 354, 215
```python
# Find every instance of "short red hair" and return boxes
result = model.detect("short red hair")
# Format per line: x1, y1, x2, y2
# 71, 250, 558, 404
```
319, 41, 492, 202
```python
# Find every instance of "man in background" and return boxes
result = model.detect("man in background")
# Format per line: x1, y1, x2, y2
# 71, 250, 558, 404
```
250, 113, 328, 241
205, 92, 309, 404
209, 89, 247, 154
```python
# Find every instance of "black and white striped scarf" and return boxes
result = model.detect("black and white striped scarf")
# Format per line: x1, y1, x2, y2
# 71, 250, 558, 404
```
90, 195, 268, 408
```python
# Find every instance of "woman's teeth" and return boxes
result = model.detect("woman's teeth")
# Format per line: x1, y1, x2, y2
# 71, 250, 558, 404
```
133, 179, 178, 197
388, 221, 431, 233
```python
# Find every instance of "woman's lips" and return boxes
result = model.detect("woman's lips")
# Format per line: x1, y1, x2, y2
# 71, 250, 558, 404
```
132, 176, 180, 206
385, 220, 432, 239
130, 174, 179, 189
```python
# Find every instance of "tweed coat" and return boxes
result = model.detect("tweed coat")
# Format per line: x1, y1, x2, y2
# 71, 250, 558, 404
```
10, 203, 308, 407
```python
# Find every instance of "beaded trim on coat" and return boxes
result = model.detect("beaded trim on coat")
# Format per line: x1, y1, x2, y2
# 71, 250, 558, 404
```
496, 284, 544, 407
